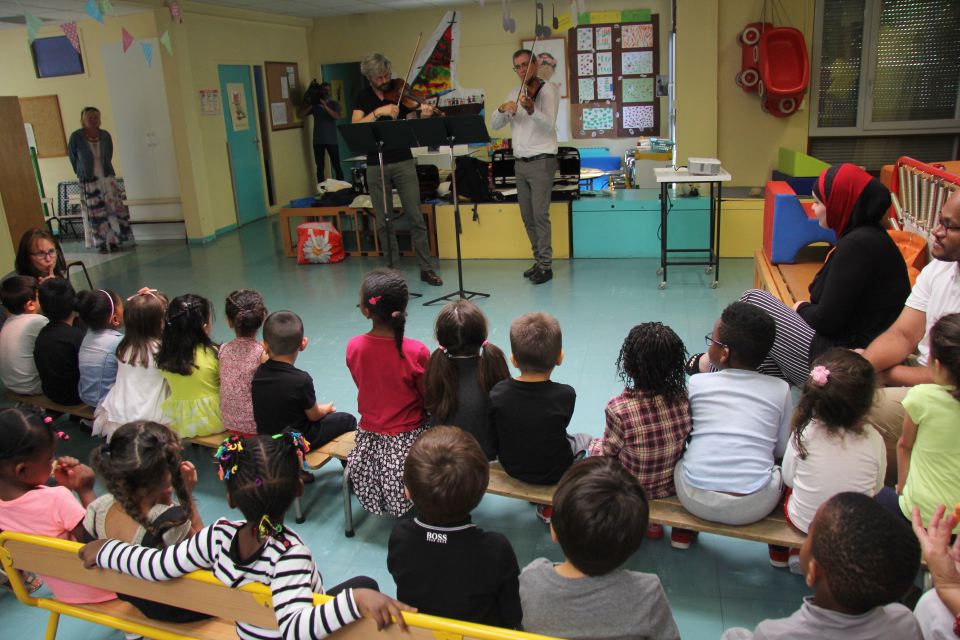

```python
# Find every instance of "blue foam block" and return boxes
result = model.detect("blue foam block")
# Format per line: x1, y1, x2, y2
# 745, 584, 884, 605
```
771, 193, 836, 264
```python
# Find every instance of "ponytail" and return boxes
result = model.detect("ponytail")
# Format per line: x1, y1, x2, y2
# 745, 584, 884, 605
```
477, 341, 510, 395
360, 268, 410, 359
425, 347, 459, 421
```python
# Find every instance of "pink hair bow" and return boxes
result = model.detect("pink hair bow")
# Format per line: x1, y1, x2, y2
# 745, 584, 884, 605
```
368, 295, 381, 306
810, 366, 831, 387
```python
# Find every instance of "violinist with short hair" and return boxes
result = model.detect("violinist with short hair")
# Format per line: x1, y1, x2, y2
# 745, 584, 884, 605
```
491, 49, 559, 285
351, 52, 442, 287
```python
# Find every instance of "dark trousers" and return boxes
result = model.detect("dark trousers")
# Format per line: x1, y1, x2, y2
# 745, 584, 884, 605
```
875, 486, 911, 523
313, 143, 343, 182
302, 411, 356, 448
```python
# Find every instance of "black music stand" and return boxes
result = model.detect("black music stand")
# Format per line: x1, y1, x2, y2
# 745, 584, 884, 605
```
408, 116, 491, 306
339, 120, 424, 297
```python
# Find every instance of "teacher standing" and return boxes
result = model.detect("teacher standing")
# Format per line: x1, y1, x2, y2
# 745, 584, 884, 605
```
67, 106, 134, 254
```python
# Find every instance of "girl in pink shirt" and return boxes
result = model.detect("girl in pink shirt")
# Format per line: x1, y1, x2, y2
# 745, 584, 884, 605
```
0, 407, 115, 604
346, 269, 431, 516
219, 289, 268, 436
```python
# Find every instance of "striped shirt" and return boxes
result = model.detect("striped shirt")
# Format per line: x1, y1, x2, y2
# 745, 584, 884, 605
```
95, 519, 360, 640
589, 389, 691, 500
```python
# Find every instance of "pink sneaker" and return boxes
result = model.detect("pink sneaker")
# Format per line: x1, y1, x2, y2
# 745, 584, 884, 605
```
646, 523, 665, 539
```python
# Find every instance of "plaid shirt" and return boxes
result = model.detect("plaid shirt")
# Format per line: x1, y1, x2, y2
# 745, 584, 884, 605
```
589, 389, 691, 499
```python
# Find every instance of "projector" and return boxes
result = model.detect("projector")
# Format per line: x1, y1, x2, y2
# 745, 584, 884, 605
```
688, 157, 722, 176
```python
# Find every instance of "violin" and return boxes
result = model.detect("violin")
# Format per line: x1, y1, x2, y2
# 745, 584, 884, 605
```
381, 78, 445, 117
519, 76, 545, 114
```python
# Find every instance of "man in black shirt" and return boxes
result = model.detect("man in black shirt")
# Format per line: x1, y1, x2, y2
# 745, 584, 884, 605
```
33, 279, 84, 405
351, 52, 442, 287
388, 426, 522, 628
300, 81, 343, 183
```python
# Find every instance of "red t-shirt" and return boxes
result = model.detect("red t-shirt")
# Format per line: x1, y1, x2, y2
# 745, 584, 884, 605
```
346, 334, 429, 434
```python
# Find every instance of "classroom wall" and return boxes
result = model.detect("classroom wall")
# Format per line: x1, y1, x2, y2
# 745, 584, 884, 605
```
310, 0, 814, 187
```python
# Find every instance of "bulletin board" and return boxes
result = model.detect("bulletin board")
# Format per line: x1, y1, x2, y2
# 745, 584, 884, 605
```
567, 16, 660, 138
18, 95, 67, 158
264, 61, 303, 131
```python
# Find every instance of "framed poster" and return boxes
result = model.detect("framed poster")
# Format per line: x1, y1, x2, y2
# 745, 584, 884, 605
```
522, 37, 567, 98
567, 16, 660, 137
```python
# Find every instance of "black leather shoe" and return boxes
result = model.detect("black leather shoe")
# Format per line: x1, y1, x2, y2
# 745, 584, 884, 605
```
523, 264, 538, 278
420, 270, 443, 286
529, 267, 553, 284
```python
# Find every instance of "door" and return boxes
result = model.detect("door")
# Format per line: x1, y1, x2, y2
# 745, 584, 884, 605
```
219, 65, 267, 226
320, 62, 364, 179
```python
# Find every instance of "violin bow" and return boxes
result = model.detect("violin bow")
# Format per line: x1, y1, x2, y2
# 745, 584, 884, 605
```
516, 34, 540, 101
396, 32, 423, 110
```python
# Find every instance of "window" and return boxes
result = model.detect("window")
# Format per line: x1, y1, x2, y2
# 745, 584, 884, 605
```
810, 0, 960, 135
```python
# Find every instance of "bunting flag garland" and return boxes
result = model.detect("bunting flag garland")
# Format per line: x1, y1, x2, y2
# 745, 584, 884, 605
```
85, 0, 104, 23
141, 41, 153, 67
25, 13, 43, 44
168, 0, 183, 24
121, 27, 133, 52
160, 30, 173, 55
61, 22, 80, 52
99, 0, 115, 16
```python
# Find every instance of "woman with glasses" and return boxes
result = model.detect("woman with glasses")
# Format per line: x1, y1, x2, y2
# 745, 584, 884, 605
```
67, 106, 134, 254
14, 228, 67, 283
693, 164, 910, 387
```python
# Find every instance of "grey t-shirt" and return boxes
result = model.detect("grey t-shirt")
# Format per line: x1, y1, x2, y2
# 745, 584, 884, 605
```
721, 597, 921, 640
519, 557, 680, 640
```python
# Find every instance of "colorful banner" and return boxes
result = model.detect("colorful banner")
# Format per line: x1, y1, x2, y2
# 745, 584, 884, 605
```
25, 13, 43, 44
121, 27, 133, 53
85, 0, 104, 24
160, 30, 172, 55
141, 41, 153, 67
99, 0, 115, 16
61, 22, 81, 52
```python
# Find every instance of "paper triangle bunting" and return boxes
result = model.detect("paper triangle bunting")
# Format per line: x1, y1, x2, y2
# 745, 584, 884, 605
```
85, 0, 104, 23
121, 27, 134, 53
61, 22, 81, 52
160, 31, 173, 55
99, 0, 115, 16
141, 41, 153, 67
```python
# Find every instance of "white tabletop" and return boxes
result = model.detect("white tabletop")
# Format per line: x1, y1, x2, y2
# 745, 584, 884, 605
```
654, 167, 732, 183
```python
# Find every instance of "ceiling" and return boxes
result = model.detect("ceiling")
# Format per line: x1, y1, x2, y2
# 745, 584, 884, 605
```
0, 0, 486, 27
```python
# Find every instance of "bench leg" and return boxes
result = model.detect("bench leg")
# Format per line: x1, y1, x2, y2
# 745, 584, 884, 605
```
294, 496, 305, 525
343, 465, 354, 538
45, 611, 60, 640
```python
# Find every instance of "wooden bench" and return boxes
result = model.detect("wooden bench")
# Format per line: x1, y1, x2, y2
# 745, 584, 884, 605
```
753, 247, 827, 307
3, 391, 95, 421
0, 531, 560, 640
183, 431, 356, 525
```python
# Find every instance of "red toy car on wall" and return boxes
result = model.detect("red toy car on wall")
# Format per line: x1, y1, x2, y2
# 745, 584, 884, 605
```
737, 22, 810, 117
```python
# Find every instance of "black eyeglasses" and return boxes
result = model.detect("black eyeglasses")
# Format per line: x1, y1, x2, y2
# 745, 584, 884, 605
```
30, 249, 57, 259
513, 61, 531, 70
704, 334, 728, 349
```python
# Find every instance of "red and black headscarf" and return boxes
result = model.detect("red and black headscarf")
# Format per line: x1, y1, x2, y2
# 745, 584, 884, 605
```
813, 163, 891, 237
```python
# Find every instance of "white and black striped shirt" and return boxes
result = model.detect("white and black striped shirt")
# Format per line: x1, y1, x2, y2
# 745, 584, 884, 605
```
95, 518, 360, 640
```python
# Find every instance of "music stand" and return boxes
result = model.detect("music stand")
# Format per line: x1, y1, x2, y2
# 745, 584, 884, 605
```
338, 120, 424, 297
408, 116, 491, 306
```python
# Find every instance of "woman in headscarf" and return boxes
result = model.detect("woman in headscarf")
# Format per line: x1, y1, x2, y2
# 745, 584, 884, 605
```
67, 106, 134, 253
691, 163, 911, 386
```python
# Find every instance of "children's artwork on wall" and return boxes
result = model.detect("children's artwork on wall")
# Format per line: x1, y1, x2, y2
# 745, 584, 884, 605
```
523, 36, 568, 97
578, 78, 595, 101
568, 16, 659, 137
596, 26, 612, 50
408, 11, 485, 115
597, 76, 614, 100
622, 51, 653, 75
577, 27, 593, 51
622, 77, 654, 103
596, 51, 613, 75
623, 104, 655, 130
577, 52, 594, 76
622, 24, 654, 48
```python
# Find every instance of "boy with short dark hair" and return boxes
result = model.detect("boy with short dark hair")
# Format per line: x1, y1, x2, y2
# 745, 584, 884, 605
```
489, 312, 591, 523
251, 310, 355, 448
34, 279, 85, 405
673, 302, 793, 556
520, 457, 680, 639
721, 492, 922, 639
388, 426, 522, 628
0, 276, 49, 395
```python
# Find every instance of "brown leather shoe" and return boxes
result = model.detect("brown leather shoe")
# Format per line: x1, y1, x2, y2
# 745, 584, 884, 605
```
420, 270, 443, 286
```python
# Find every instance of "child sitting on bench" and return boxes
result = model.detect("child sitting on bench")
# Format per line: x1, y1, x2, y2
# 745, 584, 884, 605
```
388, 426, 521, 628
0, 276, 48, 395
721, 492, 921, 639
80, 432, 414, 639
520, 457, 680, 639
674, 302, 793, 563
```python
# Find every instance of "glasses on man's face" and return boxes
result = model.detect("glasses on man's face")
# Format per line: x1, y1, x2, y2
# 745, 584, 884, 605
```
704, 334, 728, 349
934, 218, 960, 233
31, 249, 57, 259
513, 61, 531, 71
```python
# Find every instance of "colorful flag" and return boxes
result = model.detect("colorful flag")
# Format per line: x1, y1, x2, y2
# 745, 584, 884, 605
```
168, 0, 183, 24
160, 30, 173, 55
61, 22, 80, 52
99, 0, 115, 16
141, 41, 153, 67
25, 13, 43, 43
85, 0, 104, 23
121, 27, 133, 53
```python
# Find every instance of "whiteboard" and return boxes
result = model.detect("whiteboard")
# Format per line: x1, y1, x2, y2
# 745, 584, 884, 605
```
101, 39, 184, 240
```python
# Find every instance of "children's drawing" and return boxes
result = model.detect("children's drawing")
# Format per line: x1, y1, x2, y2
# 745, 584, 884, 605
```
577, 27, 593, 51
597, 76, 614, 100
596, 26, 612, 50
622, 77, 654, 102
577, 53, 594, 76
622, 24, 654, 49
583, 107, 614, 130
623, 104, 655, 130
622, 51, 653, 75
596, 51, 613, 75
578, 78, 595, 101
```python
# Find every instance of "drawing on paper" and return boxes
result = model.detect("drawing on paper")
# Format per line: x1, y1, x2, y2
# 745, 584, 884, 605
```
622, 51, 653, 75
577, 53, 594, 76
622, 77, 654, 103
596, 51, 613, 75
578, 78, 595, 101
583, 107, 614, 130
623, 104, 655, 130
622, 24, 654, 49
577, 27, 593, 51
597, 76, 614, 100
596, 26, 612, 50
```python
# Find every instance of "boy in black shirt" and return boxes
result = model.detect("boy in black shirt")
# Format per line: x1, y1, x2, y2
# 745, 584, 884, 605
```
34, 279, 85, 405
489, 312, 591, 523
251, 311, 356, 451
388, 426, 522, 628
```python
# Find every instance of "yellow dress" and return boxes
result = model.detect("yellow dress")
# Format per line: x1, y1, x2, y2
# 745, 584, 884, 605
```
160, 346, 224, 438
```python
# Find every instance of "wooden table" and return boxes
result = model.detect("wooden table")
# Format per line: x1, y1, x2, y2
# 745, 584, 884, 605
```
278, 205, 436, 258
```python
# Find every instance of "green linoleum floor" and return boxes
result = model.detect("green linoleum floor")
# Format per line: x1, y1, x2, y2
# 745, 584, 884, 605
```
1, 216, 809, 639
